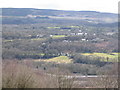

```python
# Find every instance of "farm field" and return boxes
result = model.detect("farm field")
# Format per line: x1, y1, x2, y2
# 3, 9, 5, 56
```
3, 38, 46, 42
31, 38, 46, 41
33, 52, 119, 64
51, 35, 67, 39
81, 53, 119, 62
34, 56, 73, 63
47, 26, 60, 29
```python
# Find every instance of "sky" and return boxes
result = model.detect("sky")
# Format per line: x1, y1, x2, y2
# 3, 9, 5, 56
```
0, 0, 119, 13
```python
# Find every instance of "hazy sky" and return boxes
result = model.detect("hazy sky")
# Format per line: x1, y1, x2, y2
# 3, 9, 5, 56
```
0, 0, 119, 13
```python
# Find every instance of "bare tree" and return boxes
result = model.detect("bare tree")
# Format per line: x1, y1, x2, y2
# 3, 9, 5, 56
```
90, 63, 118, 88
47, 67, 77, 88
2, 60, 37, 88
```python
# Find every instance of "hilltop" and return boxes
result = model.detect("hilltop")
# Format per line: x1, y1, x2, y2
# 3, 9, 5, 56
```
1, 8, 117, 24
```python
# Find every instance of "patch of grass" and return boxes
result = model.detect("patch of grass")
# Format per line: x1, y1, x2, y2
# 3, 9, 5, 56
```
51, 35, 66, 39
81, 53, 118, 62
34, 56, 73, 64
4, 38, 46, 42
31, 38, 46, 41
37, 53, 45, 56
4, 40, 13, 42
23, 53, 45, 56
67, 26, 79, 28
47, 27, 60, 29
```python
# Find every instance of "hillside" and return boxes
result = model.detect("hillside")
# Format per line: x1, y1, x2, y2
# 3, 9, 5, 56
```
1, 8, 118, 24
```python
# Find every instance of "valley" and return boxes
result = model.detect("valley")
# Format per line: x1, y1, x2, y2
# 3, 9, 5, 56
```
1, 8, 118, 88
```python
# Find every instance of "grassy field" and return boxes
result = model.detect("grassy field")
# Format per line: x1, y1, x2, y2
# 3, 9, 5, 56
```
3, 38, 46, 42
34, 56, 73, 63
81, 53, 118, 62
51, 35, 66, 39
24, 53, 45, 56
67, 26, 80, 28
47, 27, 60, 29
31, 38, 46, 41
47, 26, 79, 29
4, 40, 13, 42
30, 53, 118, 63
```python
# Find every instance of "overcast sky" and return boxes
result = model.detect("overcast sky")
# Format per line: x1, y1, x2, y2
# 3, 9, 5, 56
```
0, 0, 119, 13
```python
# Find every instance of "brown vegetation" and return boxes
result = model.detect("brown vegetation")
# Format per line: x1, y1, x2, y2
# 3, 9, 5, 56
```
2, 60, 76, 88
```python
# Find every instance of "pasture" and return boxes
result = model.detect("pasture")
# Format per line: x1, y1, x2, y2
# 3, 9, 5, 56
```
81, 53, 118, 62
34, 56, 73, 63
51, 35, 66, 39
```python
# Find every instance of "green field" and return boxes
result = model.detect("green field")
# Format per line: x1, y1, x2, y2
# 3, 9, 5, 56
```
51, 35, 66, 39
81, 53, 119, 62
34, 56, 73, 63
4, 40, 13, 42
31, 38, 46, 41
67, 26, 80, 28
23, 53, 45, 56
34, 53, 118, 63
3, 38, 46, 42
47, 27, 60, 29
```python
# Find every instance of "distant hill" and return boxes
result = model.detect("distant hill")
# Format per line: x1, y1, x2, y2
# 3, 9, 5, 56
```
1, 8, 117, 17
1, 8, 118, 24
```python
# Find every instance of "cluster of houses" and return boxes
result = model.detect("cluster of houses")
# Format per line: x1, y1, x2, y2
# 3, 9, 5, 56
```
28, 27, 116, 44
